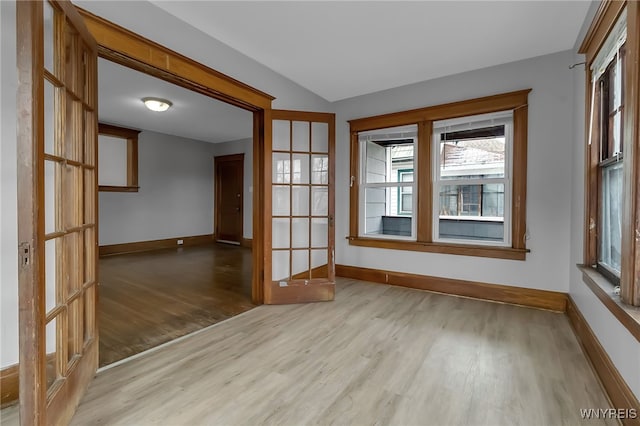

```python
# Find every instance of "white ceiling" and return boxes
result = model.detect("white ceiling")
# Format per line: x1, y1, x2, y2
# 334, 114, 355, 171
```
151, 1, 592, 102
98, 58, 253, 143
98, 1, 591, 140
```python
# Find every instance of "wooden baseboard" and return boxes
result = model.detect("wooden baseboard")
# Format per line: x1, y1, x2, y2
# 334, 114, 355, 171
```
99, 234, 214, 256
335, 264, 567, 312
241, 238, 253, 248
0, 363, 18, 408
566, 296, 640, 424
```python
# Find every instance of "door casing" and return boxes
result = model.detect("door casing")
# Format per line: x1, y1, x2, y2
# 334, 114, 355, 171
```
76, 8, 274, 305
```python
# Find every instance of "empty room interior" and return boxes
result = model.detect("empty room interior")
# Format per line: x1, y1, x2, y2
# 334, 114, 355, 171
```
1, 1, 640, 425
96, 58, 255, 367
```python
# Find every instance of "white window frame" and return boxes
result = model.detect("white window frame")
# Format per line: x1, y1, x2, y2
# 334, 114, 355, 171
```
397, 169, 414, 215
358, 125, 417, 240
432, 111, 513, 247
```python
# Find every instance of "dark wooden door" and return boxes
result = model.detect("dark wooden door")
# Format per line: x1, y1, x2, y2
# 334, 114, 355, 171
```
16, 1, 99, 424
215, 154, 244, 244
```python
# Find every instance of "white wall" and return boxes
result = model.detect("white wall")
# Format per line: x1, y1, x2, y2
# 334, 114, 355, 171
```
1, 0, 20, 368
99, 134, 255, 245
334, 50, 574, 293
99, 130, 218, 245
98, 134, 128, 187
567, 3, 640, 400
213, 138, 253, 240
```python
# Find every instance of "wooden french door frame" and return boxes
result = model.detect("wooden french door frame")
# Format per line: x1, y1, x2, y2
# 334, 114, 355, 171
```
17, 1, 100, 424
76, 8, 275, 305
266, 110, 336, 304
214, 154, 244, 244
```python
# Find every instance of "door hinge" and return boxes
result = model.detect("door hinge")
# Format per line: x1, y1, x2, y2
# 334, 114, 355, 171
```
19, 242, 31, 268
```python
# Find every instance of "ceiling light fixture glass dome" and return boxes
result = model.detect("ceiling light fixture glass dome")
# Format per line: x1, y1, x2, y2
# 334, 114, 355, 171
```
142, 97, 173, 112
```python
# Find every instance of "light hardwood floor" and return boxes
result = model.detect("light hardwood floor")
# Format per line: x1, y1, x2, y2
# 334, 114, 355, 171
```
64, 278, 615, 425
1, 278, 616, 425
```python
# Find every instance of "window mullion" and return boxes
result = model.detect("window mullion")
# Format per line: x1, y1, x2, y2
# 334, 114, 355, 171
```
417, 121, 432, 242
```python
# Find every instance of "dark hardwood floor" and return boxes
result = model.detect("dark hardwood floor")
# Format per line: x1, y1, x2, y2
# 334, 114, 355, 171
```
98, 243, 254, 367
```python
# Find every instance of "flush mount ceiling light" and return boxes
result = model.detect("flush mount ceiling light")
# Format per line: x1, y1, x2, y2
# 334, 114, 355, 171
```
142, 97, 172, 112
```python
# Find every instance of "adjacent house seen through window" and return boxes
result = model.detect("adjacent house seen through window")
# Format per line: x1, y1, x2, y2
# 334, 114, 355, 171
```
433, 111, 511, 245
358, 125, 417, 239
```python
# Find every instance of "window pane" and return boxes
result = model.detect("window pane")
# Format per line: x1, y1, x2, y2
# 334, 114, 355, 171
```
45, 238, 59, 314
359, 125, 416, 184
311, 249, 328, 272
46, 318, 58, 392
311, 186, 328, 216
434, 111, 511, 181
44, 1, 55, 73
45, 160, 58, 234
273, 120, 290, 151
439, 133, 505, 180
311, 218, 328, 248
599, 162, 623, 275
291, 218, 309, 248
363, 187, 413, 237
272, 153, 290, 184
292, 154, 309, 184
272, 250, 289, 281
292, 249, 309, 277
311, 155, 329, 184
44, 80, 56, 155
481, 184, 505, 217
292, 186, 309, 216
311, 122, 328, 153
273, 186, 290, 216
272, 218, 290, 249
438, 184, 505, 242
292, 121, 309, 152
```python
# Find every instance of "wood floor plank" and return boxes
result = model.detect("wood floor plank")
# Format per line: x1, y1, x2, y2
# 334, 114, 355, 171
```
61, 278, 618, 425
98, 244, 255, 366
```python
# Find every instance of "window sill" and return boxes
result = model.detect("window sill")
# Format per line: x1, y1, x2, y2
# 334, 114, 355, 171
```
99, 185, 139, 193
347, 236, 528, 260
579, 265, 640, 342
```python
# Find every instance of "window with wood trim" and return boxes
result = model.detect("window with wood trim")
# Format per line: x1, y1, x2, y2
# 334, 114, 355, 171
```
358, 125, 417, 239
98, 123, 139, 192
581, 1, 640, 306
348, 90, 530, 260
433, 111, 511, 245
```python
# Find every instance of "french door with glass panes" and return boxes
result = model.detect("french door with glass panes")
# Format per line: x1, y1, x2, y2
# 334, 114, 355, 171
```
267, 111, 336, 304
16, 1, 99, 424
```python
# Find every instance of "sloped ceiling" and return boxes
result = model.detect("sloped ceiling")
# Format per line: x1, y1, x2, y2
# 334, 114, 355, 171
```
152, 1, 592, 102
